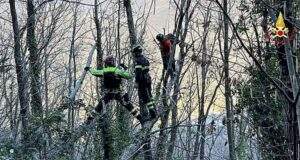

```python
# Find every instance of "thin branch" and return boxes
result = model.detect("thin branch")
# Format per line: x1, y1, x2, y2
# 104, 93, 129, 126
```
37, 0, 108, 10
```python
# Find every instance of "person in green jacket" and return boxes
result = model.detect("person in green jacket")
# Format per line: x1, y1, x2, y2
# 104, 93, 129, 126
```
85, 55, 143, 123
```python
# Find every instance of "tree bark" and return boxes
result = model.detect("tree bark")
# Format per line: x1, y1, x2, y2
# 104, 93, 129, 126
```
67, 2, 79, 158
284, 43, 300, 160
9, 0, 30, 153
167, 0, 193, 158
191, 12, 211, 160
223, 0, 236, 159
68, 1, 78, 129
191, 67, 206, 160
273, 1, 299, 159
283, 1, 300, 159
123, 0, 154, 159
94, 1, 114, 159
123, 0, 137, 46
116, 0, 131, 156
27, 0, 43, 118
156, 1, 189, 158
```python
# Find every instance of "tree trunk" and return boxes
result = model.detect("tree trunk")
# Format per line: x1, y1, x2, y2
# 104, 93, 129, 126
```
93, 1, 113, 159
223, 0, 235, 159
9, 0, 30, 154
273, 1, 299, 159
192, 14, 210, 160
156, 1, 189, 159
284, 42, 299, 160
284, 1, 300, 159
68, 45, 96, 102
191, 65, 206, 160
97, 1, 115, 159
67, 2, 79, 158
94, 0, 103, 69
27, 1, 43, 154
167, 0, 193, 158
68, 1, 79, 130
43, 47, 50, 159
123, 0, 153, 159
123, 0, 137, 46
116, 0, 131, 156
155, 83, 169, 160
27, 0, 43, 118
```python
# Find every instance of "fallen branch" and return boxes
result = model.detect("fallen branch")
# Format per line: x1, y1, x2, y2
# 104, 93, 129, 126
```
68, 44, 96, 102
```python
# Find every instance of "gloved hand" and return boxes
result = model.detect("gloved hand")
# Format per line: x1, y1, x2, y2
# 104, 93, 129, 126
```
120, 63, 128, 70
84, 66, 90, 71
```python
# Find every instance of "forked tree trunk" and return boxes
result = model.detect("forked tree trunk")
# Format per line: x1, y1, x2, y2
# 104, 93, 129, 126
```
167, 0, 193, 158
156, 1, 187, 159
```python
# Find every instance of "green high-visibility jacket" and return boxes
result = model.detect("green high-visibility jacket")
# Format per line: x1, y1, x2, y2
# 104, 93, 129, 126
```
89, 67, 131, 79
88, 66, 132, 90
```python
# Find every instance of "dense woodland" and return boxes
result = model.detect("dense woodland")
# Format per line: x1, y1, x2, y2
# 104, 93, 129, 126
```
0, 0, 300, 159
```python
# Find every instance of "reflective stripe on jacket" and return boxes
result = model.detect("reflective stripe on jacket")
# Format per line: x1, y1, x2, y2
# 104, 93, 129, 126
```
89, 67, 131, 79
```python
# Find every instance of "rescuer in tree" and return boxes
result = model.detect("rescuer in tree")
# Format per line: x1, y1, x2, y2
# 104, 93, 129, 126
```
85, 56, 144, 124
156, 33, 176, 76
133, 45, 157, 120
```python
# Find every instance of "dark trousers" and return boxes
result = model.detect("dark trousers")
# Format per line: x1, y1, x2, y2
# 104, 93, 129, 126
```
138, 81, 156, 119
138, 84, 152, 105
95, 92, 136, 115
162, 55, 175, 76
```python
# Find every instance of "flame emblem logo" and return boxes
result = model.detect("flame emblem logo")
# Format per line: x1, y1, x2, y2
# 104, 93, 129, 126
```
270, 12, 289, 38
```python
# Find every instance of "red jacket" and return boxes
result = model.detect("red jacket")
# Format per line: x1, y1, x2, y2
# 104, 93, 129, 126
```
159, 39, 172, 56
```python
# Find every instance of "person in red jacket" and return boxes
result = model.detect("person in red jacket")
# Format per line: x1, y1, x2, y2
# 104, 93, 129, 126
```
156, 33, 175, 75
